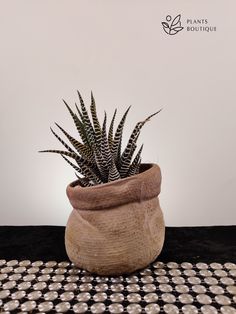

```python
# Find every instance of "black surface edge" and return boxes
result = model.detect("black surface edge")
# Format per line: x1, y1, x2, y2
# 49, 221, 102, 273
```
0, 225, 235, 263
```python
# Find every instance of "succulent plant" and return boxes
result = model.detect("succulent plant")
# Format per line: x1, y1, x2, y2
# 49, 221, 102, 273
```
39, 91, 161, 187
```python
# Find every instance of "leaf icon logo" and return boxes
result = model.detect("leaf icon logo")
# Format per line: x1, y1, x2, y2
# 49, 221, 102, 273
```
162, 14, 184, 35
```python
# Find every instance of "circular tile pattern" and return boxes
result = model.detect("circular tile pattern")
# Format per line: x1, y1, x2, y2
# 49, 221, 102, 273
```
21, 300, 37, 311
221, 277, 235, 285
60, 291, 74, 301
163, 304, 179, 314
161, 293, 176, 303
110, 283, 124, 292
4, 300, 20, 311
220, 306, 236, 314
159, 284, 173, 292
126, 275, 139, 283
182, 305, 198, 314
27, 291, 42, 300
95, 283, 108, 292
183, 269, 196, 277
181, 262, 193, 269
175, 284, 189, 293
73, 302, 89, 313
196, 263, 208, 269
108, 303, 124, 313
209, 285, 225, 295
93, 292, 107, 302
196, 293, 212, 304
196, 294, 212, 305
44, 291, 58, 301
11, 291, 26, 300
192, 284, 207, 294
127, 303, 142, 313
226, 285, 236, 295
215, 295, 231, 305
127, 283, 140, 292
0, 259, 235, 313
55, 301, 71, 312
127, 293, 141, 303
141, 275, 154, 283
224, 263, 236, 270
143, 283, 156, 292
110, 293, 124, 303
144, 292, 159, 303
210, 263, 223, 270
90, 302, 106, 313
201, 305, 218, 314
77, 292, 91, 302
9, 273, 22, 281
178, 293, 194, 304
145, 303, 160, 313
169, 269, 181, 276
38, 301, 53, 312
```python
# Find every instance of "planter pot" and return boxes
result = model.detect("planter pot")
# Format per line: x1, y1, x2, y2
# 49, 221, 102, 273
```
65, 163, 165, 276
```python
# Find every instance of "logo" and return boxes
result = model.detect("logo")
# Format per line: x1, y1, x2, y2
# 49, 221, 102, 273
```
162, 14, 184, 35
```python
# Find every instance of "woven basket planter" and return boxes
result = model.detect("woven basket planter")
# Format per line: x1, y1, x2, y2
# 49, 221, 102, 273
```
65, 163, 165, 276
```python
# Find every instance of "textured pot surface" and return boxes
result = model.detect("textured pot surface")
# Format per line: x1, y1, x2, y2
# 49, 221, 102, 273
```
65, 163, 165, 276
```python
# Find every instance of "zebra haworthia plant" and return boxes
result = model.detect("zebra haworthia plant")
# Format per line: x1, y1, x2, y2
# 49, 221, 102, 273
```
39, 91, 161, 187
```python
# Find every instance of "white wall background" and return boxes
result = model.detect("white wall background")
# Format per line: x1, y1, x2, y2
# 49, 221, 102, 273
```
0, 0, 235, 226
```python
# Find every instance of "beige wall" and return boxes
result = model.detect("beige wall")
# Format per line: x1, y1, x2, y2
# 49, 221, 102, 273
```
0, 0, 235, 226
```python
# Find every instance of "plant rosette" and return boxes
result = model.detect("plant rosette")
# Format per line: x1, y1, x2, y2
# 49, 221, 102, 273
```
40, 91, 165, 275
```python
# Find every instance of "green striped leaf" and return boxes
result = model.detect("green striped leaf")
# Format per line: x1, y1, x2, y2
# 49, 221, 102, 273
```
108, 109, 117, 149
127, 144, 143, 177
111, 106, 131, 164
101, 112, 113, 167
54, 123, 94, 162
75, 173, 93, 187
62, 155, 102, 185
90, 91, 102, 147
121, 109, 161, 168
39, 149, 77, 159
108, 160, 121, 182
63, 100, 89, 146
93, 146, 109, 182
119, 143, 136, 178
50, 127, 74, 153
77, 90, 95, 146
135, 158, 141, 174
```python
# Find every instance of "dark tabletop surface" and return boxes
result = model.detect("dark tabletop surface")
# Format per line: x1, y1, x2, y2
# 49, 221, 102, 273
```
0, 225, 235, 263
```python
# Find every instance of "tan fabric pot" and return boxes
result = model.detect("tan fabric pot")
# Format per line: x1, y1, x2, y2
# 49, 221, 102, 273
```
65, 163, 165, 276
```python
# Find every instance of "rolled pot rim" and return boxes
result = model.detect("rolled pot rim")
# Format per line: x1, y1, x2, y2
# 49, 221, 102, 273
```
66, 163, 161, 210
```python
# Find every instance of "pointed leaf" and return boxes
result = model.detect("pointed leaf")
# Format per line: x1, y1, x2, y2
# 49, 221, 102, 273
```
119, 143, 137, 178
39, 149, 77, 159
93, 146, 108, 182
127, 144, 143, 177
50, 127, 74, 153
111, 106, 131, 164
63, 100, 89, 146
62, 155, 102, 185
108, 109, 117, 149
108, 161, 121, 182
121, 109, 161, 167
101, 112, 113, 167
77, 90, 95, 146
90, 91, 102, 146
75, 173, 92, 187
55, 122, 94, 162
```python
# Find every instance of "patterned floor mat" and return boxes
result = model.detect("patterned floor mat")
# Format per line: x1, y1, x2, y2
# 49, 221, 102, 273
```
0, 259, 235, 313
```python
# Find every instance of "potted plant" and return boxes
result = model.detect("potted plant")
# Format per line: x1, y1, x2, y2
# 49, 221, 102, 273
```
40, 91, 165, 275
